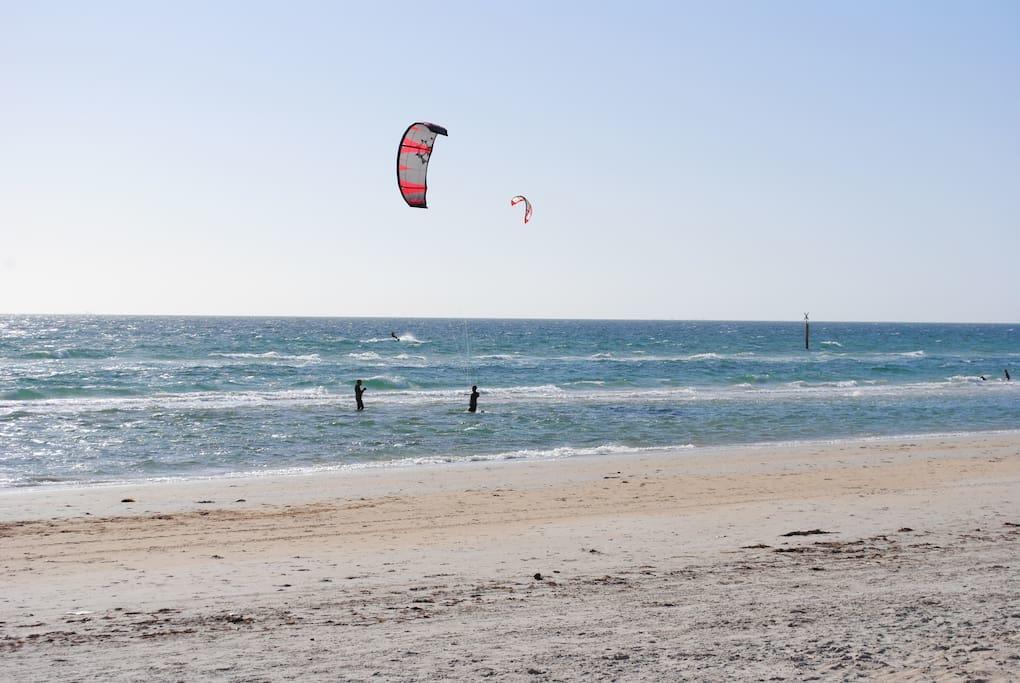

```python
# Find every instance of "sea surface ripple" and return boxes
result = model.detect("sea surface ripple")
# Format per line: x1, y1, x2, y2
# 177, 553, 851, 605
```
1, 316, 1017, 487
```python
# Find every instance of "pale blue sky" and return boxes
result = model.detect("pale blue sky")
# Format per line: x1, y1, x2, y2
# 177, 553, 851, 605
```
2, 1, 1018, 321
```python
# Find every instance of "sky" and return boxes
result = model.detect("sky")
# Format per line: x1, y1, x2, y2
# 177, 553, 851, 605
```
1, 1, 1018, 321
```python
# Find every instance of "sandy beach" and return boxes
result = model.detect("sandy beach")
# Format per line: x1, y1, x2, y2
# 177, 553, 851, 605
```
2, 432, 1019, 681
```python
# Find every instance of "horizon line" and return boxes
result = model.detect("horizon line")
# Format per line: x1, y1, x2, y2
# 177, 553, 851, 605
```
1, 312, 1017, 326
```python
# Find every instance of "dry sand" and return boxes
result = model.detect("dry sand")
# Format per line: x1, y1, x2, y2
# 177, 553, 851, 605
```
2, 432, 1019, 681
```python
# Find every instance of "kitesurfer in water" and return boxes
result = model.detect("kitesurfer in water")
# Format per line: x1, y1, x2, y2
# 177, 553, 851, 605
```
390, 331, 400, 341
355, 379, 366, 411
1006, 369, 1012, 381
468, 385, 480, 413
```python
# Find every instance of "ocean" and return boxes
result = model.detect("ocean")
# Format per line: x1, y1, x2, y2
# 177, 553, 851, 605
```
1, 316, 1017, 488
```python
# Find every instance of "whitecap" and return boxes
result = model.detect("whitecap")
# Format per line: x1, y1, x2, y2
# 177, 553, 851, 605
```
209, 351, 321, 363
361, 334, 428, 344
363, 374, 407, 387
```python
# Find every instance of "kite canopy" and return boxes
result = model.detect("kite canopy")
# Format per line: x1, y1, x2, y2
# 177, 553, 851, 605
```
397, 122, 448, 208
510, 195, 533, 224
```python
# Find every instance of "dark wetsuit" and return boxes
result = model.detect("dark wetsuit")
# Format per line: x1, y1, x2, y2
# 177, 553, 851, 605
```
355, 383, 366, 411
468, 389, 479, 413
1006, 369, 1012, 381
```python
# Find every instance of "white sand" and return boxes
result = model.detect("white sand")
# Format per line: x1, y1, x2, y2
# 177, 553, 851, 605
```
2, 432, 1019, 681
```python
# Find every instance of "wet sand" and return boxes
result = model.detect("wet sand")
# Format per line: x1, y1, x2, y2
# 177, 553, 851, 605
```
2, 433, 1019, 681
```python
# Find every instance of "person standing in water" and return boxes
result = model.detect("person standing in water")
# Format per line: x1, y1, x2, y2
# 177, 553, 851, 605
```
354, 379, 366, 411
1006, 369, 1012, 381
468, 385, 480, 413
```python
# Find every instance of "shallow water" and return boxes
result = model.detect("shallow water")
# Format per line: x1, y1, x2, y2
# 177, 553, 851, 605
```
1, 316, 1017, 486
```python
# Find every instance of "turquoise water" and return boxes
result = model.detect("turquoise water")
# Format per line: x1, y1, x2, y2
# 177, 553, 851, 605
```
1, 316, 1017, 487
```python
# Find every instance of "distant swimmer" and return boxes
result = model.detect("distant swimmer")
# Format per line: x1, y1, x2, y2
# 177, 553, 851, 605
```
354, 379, 366, 411
468, 385, 480, 413
391, 331, 400, 341
1006, 369, 1012, 381
980, 376, 987, 381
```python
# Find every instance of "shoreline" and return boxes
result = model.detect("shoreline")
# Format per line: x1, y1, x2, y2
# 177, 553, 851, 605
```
2, 426, 1018, 503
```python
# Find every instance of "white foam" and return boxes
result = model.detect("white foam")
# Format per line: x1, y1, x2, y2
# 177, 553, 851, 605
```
343, 442, 696, 469
3, 377, 1018, 418
364, 374, 406, 386
785, 380, 858, 388
484, 384, 567, 397
361, 334, 428, 344
209, 351, 321, 363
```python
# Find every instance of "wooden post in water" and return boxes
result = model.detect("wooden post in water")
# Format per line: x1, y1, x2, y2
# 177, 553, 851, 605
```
804, 313, 810, 350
